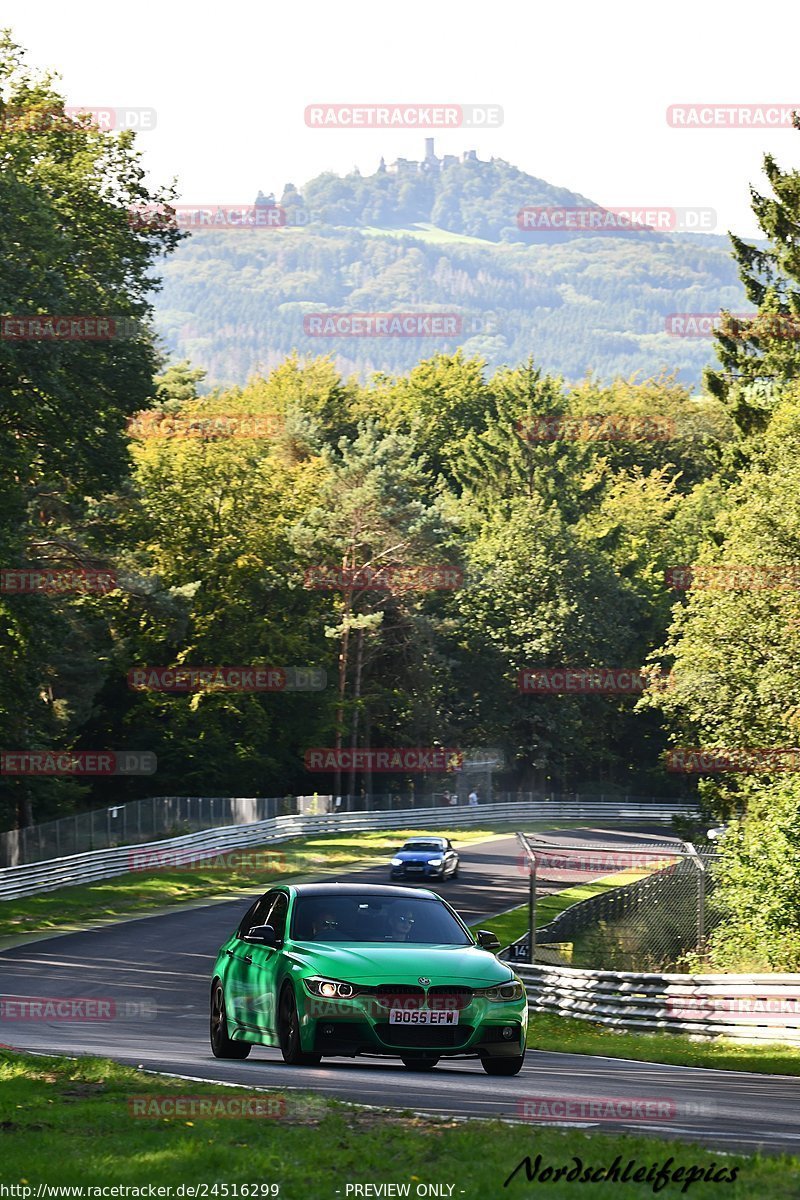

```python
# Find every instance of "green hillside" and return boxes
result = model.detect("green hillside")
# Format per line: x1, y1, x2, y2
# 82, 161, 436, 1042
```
152, 149, 746, 388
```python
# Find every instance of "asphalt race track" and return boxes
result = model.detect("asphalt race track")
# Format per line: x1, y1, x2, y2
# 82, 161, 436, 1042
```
2, 827, 799, 1155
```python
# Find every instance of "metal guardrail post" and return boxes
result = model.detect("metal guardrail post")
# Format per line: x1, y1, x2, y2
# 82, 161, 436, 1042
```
684, 841, 707, 947
529, 853, 537, 965
515, 831, 538, 965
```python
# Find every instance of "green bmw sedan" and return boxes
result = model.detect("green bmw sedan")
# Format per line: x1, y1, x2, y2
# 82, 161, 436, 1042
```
210, 883, 527, 1075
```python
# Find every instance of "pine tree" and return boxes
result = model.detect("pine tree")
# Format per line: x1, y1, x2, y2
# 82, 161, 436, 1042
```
705, 114, 800, 432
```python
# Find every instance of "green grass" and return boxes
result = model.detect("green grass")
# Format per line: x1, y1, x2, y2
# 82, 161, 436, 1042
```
478, 865, 656, 949
527, 1012, 800, 1077
0, 826, 514, 943
1, 1051, 796, 1196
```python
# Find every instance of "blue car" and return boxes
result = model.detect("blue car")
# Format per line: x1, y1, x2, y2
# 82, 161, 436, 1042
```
390, 837, 459, 881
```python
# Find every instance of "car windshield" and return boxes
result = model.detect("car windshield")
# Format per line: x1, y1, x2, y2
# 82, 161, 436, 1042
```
402, 841, 443, 851
291, 895, 472, 944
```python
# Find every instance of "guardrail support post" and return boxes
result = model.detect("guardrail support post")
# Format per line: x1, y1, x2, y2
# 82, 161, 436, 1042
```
684, 841, 707, 949
528, 854, 537, 965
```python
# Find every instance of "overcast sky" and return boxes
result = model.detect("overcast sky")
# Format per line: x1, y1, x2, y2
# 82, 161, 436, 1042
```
9, 0, 800, 239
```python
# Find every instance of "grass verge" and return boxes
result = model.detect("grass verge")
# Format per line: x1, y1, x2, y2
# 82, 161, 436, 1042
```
478, 864, 657, 949
1, 1050, 797, 1196
526, 1012, 800, 1077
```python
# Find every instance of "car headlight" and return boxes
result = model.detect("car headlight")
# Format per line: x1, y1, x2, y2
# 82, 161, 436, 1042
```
391, 858, 404, 867
304, 976, 360, 999
428, 858, 443, 867
477, 980, 526, 1002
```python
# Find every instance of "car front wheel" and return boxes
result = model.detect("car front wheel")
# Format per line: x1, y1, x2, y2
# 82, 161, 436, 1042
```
481, 1053, 525, 1076
210, 981, 251, 1059
278, 985, 322, 1066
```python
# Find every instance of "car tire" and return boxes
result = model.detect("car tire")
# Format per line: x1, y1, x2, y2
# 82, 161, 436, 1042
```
481, 1053, 525, 1076
451, 866, 459, 879
210, 980, 251, 1059
278, 984, 322, 1066
400, 1056, 440, 1070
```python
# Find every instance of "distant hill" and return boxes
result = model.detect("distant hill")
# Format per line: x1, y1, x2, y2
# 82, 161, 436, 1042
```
152, 144, 747, 388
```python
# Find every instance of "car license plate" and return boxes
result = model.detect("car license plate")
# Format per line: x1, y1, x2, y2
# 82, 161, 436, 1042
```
407, 864, 424, 871
389, 1009, 459, 1025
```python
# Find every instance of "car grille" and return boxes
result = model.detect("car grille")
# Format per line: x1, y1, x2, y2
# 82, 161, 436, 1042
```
375, 1023, 473, 1048
373, 984, 426, 1010
367, 984, 474, 1012
427, 986, 474, 1011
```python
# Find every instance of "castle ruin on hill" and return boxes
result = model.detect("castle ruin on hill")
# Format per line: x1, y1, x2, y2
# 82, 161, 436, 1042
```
379, 138, 479, 175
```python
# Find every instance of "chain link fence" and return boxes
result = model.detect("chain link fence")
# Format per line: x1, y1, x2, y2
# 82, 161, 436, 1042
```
510, 839, 722, 972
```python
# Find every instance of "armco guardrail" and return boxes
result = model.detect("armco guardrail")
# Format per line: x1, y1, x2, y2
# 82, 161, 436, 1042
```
517, 963, 800, 1045
0, 800, 696, 901
0, 790, 688, 866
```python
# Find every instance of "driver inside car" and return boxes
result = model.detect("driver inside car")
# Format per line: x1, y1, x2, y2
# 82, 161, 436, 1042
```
310, 908, 341, 939
386, 906, 416, 942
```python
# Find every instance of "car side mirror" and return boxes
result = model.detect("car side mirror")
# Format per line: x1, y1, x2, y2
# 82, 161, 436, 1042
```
476, 929, 501, 950
244, 924, 277, 946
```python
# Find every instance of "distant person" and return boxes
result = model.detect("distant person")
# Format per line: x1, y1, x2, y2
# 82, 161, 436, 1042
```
468, 789, 479, 807
449, 791, 458, 806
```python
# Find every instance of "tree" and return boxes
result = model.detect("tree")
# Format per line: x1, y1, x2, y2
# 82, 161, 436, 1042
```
706, 115, 800, 433
289, 422, 455, 798
702, 776, 800, 970
0, 32, 182, 827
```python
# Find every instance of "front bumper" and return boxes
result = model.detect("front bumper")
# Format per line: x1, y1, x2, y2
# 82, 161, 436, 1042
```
297, 989, 527, 1058
389, 863, 445, 879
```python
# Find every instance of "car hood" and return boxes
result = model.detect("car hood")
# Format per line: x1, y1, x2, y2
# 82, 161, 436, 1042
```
286, 941, 513, 985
